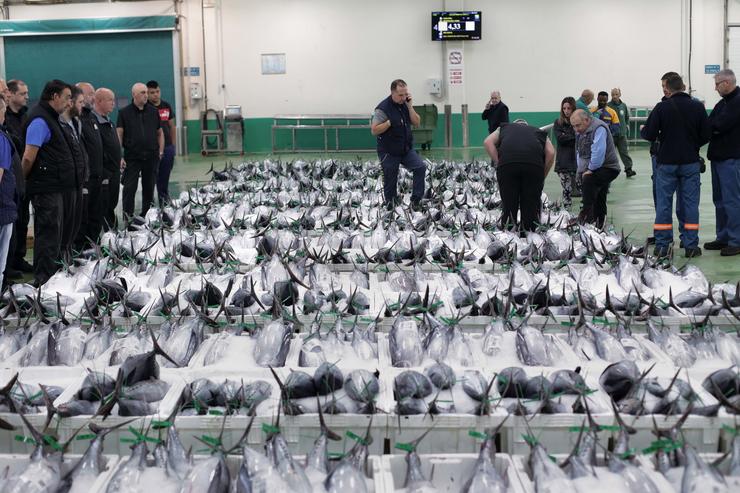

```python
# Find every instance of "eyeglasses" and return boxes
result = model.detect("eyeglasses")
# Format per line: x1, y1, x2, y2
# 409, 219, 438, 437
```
715, 79, 729, 87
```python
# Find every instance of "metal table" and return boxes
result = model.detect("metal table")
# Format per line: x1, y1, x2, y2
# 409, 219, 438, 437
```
272, 114, 372, 152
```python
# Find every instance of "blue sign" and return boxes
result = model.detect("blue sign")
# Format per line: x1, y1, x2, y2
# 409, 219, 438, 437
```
183, 66, 200, 77
705, 64, 721, 74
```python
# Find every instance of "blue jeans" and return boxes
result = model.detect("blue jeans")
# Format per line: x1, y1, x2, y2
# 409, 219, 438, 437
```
654, 162, 701, 249
711, 158, 740, 247
378, 150, 426, 204
157, 144, 176, 206
652, 155, 685, 234
0, 223, 13, 287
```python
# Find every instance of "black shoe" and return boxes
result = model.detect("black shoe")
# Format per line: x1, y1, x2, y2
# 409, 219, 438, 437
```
647, 236, 656, 245
411, 201, 423, 213
14, 259, 33, 273
704, 240, 728, 250
679, 240, 685, 249
720, 246, 740, 256
4, 268, 22, 280
685, 247, 702, 258
625, 169, 637, 177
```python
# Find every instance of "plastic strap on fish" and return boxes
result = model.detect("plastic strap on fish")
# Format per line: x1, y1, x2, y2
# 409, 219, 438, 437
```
468, 430, 489, 441
521, 434, 539, 446
618, 448, 637, 459
76, 434, 96, 441
125, 426, 162, 445
43, 435, 63, 451
208, 409, 224, 416
395, 442, 415, 452
642, 438, 683, 454
14, 435, 36, 445
200, 435, 222, 447
262, 423, 280, 434
721, 425, 738, 436
346, 430, 368, 446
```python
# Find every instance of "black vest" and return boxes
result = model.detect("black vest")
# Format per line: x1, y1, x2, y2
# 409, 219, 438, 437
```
375, 95, 414, 156
60, 118, 88, 188
80, 107, 104, 181
0, 128, 18, 226
497, 123, 547, 168
5, 106, 26, 151
97, 113, 122, 176
23, 101, 76, 194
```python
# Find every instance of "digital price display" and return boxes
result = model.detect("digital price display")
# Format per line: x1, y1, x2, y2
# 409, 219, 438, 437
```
432, 11, 482, 41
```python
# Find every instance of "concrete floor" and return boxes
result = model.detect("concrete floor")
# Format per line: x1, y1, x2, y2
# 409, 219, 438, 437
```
164, 145, 740, 284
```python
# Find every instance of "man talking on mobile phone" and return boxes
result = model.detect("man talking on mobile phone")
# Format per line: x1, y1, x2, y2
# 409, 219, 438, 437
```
371, 79, 425, 212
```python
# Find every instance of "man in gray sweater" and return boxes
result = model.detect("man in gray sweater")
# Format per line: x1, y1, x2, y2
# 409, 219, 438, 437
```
571, 109, 621, 228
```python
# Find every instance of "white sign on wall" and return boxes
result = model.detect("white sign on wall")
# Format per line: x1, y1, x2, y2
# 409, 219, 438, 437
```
447, 49, 464, 85
261, 53, 286, 75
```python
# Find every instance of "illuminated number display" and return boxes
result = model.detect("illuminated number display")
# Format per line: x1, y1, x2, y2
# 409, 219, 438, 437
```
432, 11, 482, 41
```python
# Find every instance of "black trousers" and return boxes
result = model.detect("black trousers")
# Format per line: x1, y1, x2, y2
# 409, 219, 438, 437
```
61, 187, 82, 263
31, 192, 64, 286
122, 156, 159, 220
102, 169, 120, 231
579, 167, 620, 228
8, 195, 30, 268
76, 179, 103, 249
496, 163, 545, 231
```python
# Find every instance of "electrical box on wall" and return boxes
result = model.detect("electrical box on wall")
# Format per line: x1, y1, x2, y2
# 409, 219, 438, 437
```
190, 82, 202, 100
426, 78, 442, 95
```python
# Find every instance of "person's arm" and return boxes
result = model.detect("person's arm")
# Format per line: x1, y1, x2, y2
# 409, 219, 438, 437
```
623, 102, 630, 127
483, 129, 500, 164
157, 128, 164, 156
544, 139, 555, 176
116, 127, 126, 170
407, 102, 420, 127
554, 121, 575, 145
169, 122, 177, 151
640, 107, 659, 142
370, 108, 391, 136
501, 105, 510, 124
587, 127, 607, 172
481, 106, 490, 120
21, 145, 39, 178
709, 98, 740, 134
697, 108, 710, 147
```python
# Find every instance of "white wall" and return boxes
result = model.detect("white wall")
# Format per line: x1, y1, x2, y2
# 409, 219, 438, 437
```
6, 0, 737, 121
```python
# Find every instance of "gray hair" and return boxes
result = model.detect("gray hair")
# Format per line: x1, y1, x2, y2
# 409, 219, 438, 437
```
571, 109, 591, 122
716, 69, 736, 84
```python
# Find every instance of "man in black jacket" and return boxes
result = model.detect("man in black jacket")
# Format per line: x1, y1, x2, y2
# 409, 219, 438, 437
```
94, 88, 122, 231
117, 82, 163, 220
481, 90, 509, 134
21, 79, 75, 285
705, 69, 740, 256
5, 79, 31, 276
641, 74, 709, 258
76, 82, 105, 248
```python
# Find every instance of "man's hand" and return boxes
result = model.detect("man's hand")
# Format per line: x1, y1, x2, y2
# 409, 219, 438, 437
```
120, 158, 126, 171
583, 170, 593, 176
405, 93, 413, 105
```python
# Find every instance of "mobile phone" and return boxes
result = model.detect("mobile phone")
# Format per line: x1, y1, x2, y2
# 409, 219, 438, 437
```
406, 96, 411, 102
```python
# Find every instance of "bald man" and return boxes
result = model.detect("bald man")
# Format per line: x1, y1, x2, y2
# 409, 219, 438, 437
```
116, 82, 163, 220
75, 82, 104, 247
93, 88, 122, 230
576, 89, 594, 112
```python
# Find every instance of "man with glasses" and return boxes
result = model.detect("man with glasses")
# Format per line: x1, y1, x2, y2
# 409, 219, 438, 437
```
705, 69, 740, 256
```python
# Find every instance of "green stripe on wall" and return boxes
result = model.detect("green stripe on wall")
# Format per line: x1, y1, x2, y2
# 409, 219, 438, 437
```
184, 112, 561, 154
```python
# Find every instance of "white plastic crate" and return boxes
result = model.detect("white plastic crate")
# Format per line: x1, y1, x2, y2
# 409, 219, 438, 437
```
0, 453, 120, 493
513, 453, 674, 493
0, 367, 83, 454
52, 367, 186, 455
381, 453, 526, 493
637, 452, 740, 491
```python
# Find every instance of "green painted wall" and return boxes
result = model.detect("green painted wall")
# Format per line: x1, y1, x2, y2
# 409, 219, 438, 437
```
184, 111, 561, 155
4, 31, 175, 121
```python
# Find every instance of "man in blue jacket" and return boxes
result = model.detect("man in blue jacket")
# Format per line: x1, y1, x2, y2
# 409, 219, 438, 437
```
641, 74, 709, 258
371, 79, 425, 211
705, 69, 740, 256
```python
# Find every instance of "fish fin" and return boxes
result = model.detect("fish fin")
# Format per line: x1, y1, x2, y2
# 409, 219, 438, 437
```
315, 395, 341, 441
148, 326, 181, 367
94, 368, 123, 420
0, 373, 18, 398
38, 384, 58, 433
88, 418, 138, 437
610, 398, 636, 434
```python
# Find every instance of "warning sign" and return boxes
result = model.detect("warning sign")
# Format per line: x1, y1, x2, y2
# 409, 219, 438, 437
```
447, 49, 464, 85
